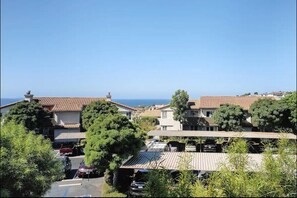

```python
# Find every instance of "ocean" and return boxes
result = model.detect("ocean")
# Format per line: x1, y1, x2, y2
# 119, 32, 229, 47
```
0, 98, 170, 107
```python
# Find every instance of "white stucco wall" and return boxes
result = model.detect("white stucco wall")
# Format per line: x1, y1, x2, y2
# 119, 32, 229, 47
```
159, 107, 181, 130
54, 112, 80, 125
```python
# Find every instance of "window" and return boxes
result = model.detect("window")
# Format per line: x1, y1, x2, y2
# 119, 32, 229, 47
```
206, 111, 213, 117
162, 111, 167, 118
126, 112, 131, 120
162, 126, 167, 131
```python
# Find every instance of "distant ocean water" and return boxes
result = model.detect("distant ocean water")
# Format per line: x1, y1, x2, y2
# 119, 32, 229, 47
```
1, 98, 169, 107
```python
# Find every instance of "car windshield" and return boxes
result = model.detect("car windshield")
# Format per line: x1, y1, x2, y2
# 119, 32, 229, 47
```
134, 171, 148, 182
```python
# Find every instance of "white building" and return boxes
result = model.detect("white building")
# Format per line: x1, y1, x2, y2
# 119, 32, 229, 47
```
1, 91, 136, 142
159, 96, 265, 131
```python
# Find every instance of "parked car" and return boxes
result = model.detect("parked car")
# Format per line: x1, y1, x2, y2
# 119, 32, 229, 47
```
129, 169, 150, 196
77, 161, 99, 178
185, 141, 197, 152
59, 143, 74, 155
203, 139, 216, 152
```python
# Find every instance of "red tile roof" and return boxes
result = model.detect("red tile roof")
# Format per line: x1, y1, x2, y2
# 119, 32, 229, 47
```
34, 97, 136, 112
199, 96, 265, 110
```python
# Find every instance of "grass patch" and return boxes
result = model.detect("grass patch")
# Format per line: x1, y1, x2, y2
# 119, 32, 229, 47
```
102, 181, 126, 197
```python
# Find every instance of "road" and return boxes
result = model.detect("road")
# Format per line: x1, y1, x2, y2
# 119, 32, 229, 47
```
44, 155, 104, 197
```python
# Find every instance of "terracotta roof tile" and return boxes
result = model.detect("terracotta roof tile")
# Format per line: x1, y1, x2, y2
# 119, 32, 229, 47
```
34, 97, 106, 112
199, 96, 265, 110
140, 109, 161, 117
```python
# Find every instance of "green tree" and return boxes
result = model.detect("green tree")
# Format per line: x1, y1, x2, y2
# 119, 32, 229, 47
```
4, 101, 52, 133
133, 116, 159, 133
144, 169, 173, 197
190, 137, 297, 197
249, 98, 288, 132
170, 90, 189, 128
81, 101, 119, 130
84, 114, 144, 186
280, 92, 297, 132
213, 104, 246, 131
0, 122, 62, 197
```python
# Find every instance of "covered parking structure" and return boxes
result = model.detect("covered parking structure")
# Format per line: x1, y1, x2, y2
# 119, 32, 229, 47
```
54, 132, 86, 142
120, 151, 281, 172
148, 130, 297, 140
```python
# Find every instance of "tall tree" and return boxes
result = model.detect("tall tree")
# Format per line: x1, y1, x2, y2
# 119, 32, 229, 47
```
0, 122, 62, 197
4, 101, 52, 133
84, 114, 144, 186
82, 101, 119, 130
249, 98, 287, 132
170, 89, 189, 129
213, 104, 246, 131
280, 92, 297, 132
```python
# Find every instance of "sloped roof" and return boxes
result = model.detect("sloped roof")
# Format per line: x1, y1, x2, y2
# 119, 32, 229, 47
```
34, 97, 136, 112
200, 96, 265, 110
139, 109, 161, 117
121, 151, 269, 171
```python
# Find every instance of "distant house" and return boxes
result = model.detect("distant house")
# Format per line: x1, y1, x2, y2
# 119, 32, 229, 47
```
0, 91, 136, 142
159, 96, 266, 131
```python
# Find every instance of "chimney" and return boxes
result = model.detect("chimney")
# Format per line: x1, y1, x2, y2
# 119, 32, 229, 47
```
24, 90, 34, 102
106, 92, 112, 101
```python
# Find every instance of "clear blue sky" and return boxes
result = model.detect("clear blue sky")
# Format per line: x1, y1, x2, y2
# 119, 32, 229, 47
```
1, 0, 296, 99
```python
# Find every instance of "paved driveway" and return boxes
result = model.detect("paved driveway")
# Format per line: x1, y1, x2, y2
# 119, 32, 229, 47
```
44, 155, 104, 197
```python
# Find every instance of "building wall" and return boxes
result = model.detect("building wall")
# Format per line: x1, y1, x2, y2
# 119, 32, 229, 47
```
0, 105, 14, 117
117, 106, 133, 120
159, 107, 181, 130
54, 112, 80, 125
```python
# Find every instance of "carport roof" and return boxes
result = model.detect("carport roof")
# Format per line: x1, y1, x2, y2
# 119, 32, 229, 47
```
120, 151, 268, 171
148, 130, 297, 140
55, 132, 86, 140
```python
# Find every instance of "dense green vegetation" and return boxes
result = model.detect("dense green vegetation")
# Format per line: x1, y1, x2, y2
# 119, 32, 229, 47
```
0, 122, 62, 197
170, 89, 189, 125
81, 101, 119, 130
3, 101, 52, 133
84, 113, 144, 187
133, 116, 159, 133
213, 104, 245, 131
144, 137, 297, 197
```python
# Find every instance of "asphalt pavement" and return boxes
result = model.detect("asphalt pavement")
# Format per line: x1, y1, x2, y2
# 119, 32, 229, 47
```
44, 155, 104, 197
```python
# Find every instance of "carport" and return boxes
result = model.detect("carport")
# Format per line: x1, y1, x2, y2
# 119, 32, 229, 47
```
148, 130, 297, 140
55, 132, 86, 142
120, 151, 270, 172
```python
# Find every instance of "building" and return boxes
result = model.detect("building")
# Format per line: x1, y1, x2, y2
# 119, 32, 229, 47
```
159, 96, 266, 131
1, 91, 136, 142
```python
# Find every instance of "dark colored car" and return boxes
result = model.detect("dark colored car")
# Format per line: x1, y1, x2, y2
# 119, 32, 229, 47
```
59, 143, 74, 155
129, 169, 150, 196
203, 139, 216, 152
77, 161, 99, 178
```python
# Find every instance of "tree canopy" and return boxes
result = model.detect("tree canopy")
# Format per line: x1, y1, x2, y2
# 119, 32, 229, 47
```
133, 116, 159, 133
82, 101, 119, 130
84, 114, 144, 172
170, 89, 189, 124
0, 122, 62, 197
280, 92, 297, 132
249, 98, 290, 132
213, 104, 245, 131
3, 101, 52, 133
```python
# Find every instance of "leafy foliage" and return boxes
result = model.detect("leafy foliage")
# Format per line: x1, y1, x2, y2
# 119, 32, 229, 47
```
82, 101, 119, 130
280, 92, 297, 132
4, 101, 52, 133
213, 104, 246, 131
0, 122, 62, 197
170, 89, 189, 124
249, 98, 290, 132
133, 116, 159, 133
144, 169, 173, 197
84, 114, 144, 173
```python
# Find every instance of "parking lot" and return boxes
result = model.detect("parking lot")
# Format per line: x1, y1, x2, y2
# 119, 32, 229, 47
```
44, 155, 104, 197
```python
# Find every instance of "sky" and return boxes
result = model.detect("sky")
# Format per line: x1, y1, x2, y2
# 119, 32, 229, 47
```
1, 0, 296, 99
